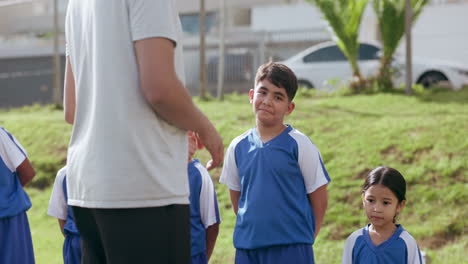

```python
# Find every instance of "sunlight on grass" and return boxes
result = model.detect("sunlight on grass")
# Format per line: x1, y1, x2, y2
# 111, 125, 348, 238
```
2, 89, 467, 263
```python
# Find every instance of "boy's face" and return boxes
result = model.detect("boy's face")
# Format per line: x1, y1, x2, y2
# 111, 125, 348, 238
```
249, 79, 295, 127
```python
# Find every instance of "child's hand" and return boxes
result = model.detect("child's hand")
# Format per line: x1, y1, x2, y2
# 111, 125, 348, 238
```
188, 131, 198, 161
198, 127, 224, 170
188, 131, 205, 162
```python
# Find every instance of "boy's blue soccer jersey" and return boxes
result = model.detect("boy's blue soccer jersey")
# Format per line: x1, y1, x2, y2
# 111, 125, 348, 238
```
341, 224, 424, 264
0, 127, 31, 218
62, 176, 80, 236
188, 159, 221, 257
220, 125, 330, 249
47, 166, 81, 264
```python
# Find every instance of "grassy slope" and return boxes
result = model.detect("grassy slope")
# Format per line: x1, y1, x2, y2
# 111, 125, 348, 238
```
1, 89, 466, 263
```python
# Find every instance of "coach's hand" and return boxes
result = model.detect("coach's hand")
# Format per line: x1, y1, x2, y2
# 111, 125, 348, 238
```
198, 125, 224, 170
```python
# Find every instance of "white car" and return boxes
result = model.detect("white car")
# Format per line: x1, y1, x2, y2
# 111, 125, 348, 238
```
282, 41, 468, 91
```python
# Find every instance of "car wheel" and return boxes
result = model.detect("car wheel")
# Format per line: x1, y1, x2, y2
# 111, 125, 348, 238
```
298, 80, 314, 89
417, 71, 449, 88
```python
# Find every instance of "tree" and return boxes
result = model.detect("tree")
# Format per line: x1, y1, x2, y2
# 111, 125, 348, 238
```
373, 0, 428, 91
308, 0, 369, 93
199, 0, 208, 98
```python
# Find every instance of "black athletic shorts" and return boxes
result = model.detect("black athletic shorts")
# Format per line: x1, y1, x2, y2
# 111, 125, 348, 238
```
72, 205, 190, 264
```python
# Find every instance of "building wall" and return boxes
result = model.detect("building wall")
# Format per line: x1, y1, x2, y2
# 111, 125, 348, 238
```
399, 3, 468, 67
0, 0, 67, 35
251, 3, 324, 31
175, 0, 306, 13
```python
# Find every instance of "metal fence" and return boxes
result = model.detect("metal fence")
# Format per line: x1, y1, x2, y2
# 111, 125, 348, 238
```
0, 28, 329, 107
0, 55, 65, 108
183, 28, 329, 96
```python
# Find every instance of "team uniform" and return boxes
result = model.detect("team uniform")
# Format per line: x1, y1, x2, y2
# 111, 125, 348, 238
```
188, 159, 221, 264
0, 127, 35, 264
342, 224, 424, 264
48, 167, 81, 264
220, 125, 330, 264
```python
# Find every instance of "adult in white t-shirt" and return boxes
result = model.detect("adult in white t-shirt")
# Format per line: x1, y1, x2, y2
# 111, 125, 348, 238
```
63, 1, 224, 263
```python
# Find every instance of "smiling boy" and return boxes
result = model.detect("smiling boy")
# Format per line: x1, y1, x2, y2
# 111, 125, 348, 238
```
220, 62, 330, 264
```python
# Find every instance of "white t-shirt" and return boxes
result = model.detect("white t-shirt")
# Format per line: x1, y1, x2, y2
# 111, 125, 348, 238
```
47, 166, 67, 220
65, 0, 189, 208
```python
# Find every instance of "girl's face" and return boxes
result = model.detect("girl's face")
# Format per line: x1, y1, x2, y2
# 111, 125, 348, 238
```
362, 184, 406, 230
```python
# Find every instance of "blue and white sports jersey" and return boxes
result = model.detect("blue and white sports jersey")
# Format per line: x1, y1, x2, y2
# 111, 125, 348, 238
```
48, 166, 80, 236
220, 125, 330, 249
188, 159, 221, 257
342, 224, 424, 264
0, 127, 31, 218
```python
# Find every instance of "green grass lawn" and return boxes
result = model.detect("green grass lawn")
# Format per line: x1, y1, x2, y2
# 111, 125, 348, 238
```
1, 88, 467, 263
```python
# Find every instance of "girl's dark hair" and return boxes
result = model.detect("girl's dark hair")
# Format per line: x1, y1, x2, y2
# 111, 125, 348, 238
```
362, 166, 406, 203
255, 62, 298, 101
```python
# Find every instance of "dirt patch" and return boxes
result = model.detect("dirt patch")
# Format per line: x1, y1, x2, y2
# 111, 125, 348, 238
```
426, 171, 441, 184
327, 225, 348, 241
29, 177, 52, 190
321, 126, 336, 133
452, 169, 467, 183
337, 192, 361, 206
380, 145, 400, 157
412, 146, 433, 161
381, 145, 434, 164
353, 168, 372, 180
419, 223, 465, 249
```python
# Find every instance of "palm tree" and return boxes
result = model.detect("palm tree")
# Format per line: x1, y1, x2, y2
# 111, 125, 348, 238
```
307, 0, 369, 93
373, 0, 428, 91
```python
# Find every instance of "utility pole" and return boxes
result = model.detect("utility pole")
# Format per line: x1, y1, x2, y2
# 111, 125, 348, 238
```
52, 0, 62, 104
199, 0, 207, 98
405, 0, 413, 95
216, 0, 225, 100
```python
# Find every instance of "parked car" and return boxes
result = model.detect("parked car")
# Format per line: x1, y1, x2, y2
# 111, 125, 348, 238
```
282, 41, 468, 90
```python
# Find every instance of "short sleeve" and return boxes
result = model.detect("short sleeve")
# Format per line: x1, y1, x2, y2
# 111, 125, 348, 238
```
47, 167, 68, 220
341, 230, 361, 264
0, 127, 27, 172
290, 131, 330, 193
196, 163, 221, 228
219, 140, 241, 191
400, 231, 425, 264
128, 0, 180, 44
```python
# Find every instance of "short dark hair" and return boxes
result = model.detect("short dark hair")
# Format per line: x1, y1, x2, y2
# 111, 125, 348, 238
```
255, 62, 298, 101
362, 166, 406, 203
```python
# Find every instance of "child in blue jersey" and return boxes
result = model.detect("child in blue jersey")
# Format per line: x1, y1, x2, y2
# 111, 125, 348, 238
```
220, 62, 330, 264
47, 166, 81, 264
188, 132, 221, 264
342, 166, 424, 264
0, 126, 36, 264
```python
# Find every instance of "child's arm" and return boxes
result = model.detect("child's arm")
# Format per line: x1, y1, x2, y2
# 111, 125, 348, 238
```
48, 167, 68, 236
58, 219, 66, 236
197, 163, 222, 260
401, 232, 425, 264
308, 184, 328, 238
16, 158, 35, 187
64, 57, 76, 125
0, 128, 35, 186
341, 230, 361, 264
205, 223, 219, 261
229, 190, 241, 215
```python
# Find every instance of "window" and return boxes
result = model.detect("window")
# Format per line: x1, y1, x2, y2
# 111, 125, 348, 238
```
358, 44, 380, 60
303, 46, 347, 63
179, 13, 216, 34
